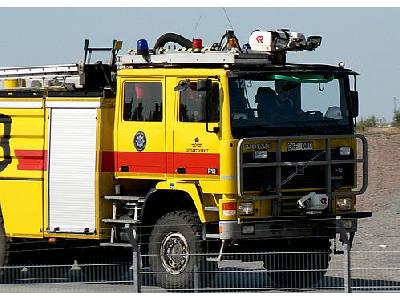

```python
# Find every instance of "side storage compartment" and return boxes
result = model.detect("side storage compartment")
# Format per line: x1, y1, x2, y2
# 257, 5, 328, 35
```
0, 95, 45, 238
45, 101, 99, 235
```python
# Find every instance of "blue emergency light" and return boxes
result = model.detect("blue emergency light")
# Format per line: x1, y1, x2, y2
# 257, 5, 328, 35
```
137, 39, 149, 56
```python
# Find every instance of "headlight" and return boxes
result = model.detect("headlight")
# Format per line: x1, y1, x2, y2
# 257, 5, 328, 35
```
339, 146, 351, 156
336, 197, 352, 211
238, 202, 254, 215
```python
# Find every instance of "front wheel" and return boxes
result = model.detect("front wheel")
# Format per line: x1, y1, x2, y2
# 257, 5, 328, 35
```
148, 211, 210, 290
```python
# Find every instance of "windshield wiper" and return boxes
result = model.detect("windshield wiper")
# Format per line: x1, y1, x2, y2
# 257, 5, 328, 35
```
233, 122, 273, 128
267, 120, 308, 128
303, 119, 343, 127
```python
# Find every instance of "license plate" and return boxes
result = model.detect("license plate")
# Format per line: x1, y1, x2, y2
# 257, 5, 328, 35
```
287, 142, 313, 151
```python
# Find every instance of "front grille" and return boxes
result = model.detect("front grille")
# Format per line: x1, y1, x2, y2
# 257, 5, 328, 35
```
243, 165, 326, 191
243, 149, 328, 163
238, 135, 368, 218
281, 196, 301, 215
242, 149, 354, 193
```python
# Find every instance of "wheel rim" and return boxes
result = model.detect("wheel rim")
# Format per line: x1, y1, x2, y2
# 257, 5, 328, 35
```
160, 232, 190, 275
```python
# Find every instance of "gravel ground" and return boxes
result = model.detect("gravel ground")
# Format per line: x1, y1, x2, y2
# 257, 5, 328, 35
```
338, 129, 400, 284
353, 130, 400, 252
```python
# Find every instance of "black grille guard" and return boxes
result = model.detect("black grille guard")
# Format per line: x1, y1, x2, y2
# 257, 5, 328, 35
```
237, 134, 368, 216
236, 212, 372, 223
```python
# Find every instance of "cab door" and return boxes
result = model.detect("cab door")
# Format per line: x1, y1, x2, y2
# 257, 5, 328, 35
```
172, 77, 221, 179
116, 78, 166, 178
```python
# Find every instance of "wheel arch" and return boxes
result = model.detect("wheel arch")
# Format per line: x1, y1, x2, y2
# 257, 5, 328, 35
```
0, 203, 4, 221
138, 182, 207, 253
141, 182, 205, 228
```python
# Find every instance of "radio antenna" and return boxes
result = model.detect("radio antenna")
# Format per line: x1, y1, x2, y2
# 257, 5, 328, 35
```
222, 8, 234, 30
193, 15, 202, 39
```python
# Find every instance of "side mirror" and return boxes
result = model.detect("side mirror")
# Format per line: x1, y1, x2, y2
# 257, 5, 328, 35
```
174, 80, 190, 92
211, 126, 220, 133
350, 91, 359, 118
197, 79, 212, 91
201, 78, 220, 134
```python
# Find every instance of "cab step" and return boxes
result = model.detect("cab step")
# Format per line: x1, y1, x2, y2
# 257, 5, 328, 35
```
100, 242, 132, 248
102, 194, 145, 245
102, 218, 140, 224
104, 195, 145, 202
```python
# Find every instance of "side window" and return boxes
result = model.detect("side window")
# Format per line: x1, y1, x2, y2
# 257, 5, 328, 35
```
179, 82, 220, 122
123, 82, 162, 122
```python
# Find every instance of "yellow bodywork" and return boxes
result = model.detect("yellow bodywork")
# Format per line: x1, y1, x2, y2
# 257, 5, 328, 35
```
0, 67, 359, 240
0, 99, 45, 238
0, 96, 114, 239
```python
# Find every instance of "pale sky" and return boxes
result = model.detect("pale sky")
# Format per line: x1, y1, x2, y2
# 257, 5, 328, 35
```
0, 7, 398, 121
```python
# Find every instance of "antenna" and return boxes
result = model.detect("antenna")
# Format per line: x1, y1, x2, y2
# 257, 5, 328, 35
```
193, 15, 202, 39
394, 97, 399, 114
222, 8, 234, 30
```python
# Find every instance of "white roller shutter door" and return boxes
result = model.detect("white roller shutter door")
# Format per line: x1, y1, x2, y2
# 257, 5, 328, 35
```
48, 108, 97, 233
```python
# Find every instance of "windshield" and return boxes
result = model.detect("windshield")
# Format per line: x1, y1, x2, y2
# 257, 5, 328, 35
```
229, 73, 353, 137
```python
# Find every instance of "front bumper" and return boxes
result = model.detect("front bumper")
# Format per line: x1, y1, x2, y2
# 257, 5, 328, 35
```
218, 212, 372, 240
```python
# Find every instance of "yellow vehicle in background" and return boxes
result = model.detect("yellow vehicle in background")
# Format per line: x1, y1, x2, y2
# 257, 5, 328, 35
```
0, 30, 370, 288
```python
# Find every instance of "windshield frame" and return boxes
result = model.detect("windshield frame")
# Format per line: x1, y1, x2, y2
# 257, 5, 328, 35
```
228, 70, 355, 138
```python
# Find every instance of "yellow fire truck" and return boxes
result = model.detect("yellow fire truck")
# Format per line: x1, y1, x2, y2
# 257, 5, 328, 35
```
0, 30, 370, 288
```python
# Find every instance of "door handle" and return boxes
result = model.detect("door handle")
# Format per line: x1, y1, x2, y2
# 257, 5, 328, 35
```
120, 165, 129, 172
176, 167, 186, 174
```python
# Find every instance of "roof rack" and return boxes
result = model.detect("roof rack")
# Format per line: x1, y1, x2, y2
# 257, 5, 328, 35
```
119, 50, 278, 68
0, 63, 82, 90
0, 39, 123, 92
119, 29, 322, 68
0, 63, 80, 79
120, 50, 235, 65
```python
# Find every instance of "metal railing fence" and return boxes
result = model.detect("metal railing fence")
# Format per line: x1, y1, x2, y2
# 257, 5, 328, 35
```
0, 249, 399, 292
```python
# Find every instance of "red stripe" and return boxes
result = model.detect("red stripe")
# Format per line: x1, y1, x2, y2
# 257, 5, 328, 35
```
14, 149, 220, 176
114, 151, 167, 174
103, 151, 219, 175
101, 151, 117, 173
14, 150, 47, 171
171, 152, 220, 175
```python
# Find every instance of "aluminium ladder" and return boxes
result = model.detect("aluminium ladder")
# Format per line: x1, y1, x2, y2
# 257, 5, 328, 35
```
0, 63, 82, 89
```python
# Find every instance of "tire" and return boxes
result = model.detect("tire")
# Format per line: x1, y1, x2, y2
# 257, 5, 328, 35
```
148, 211, 210, 290
265, 239, 331, 288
